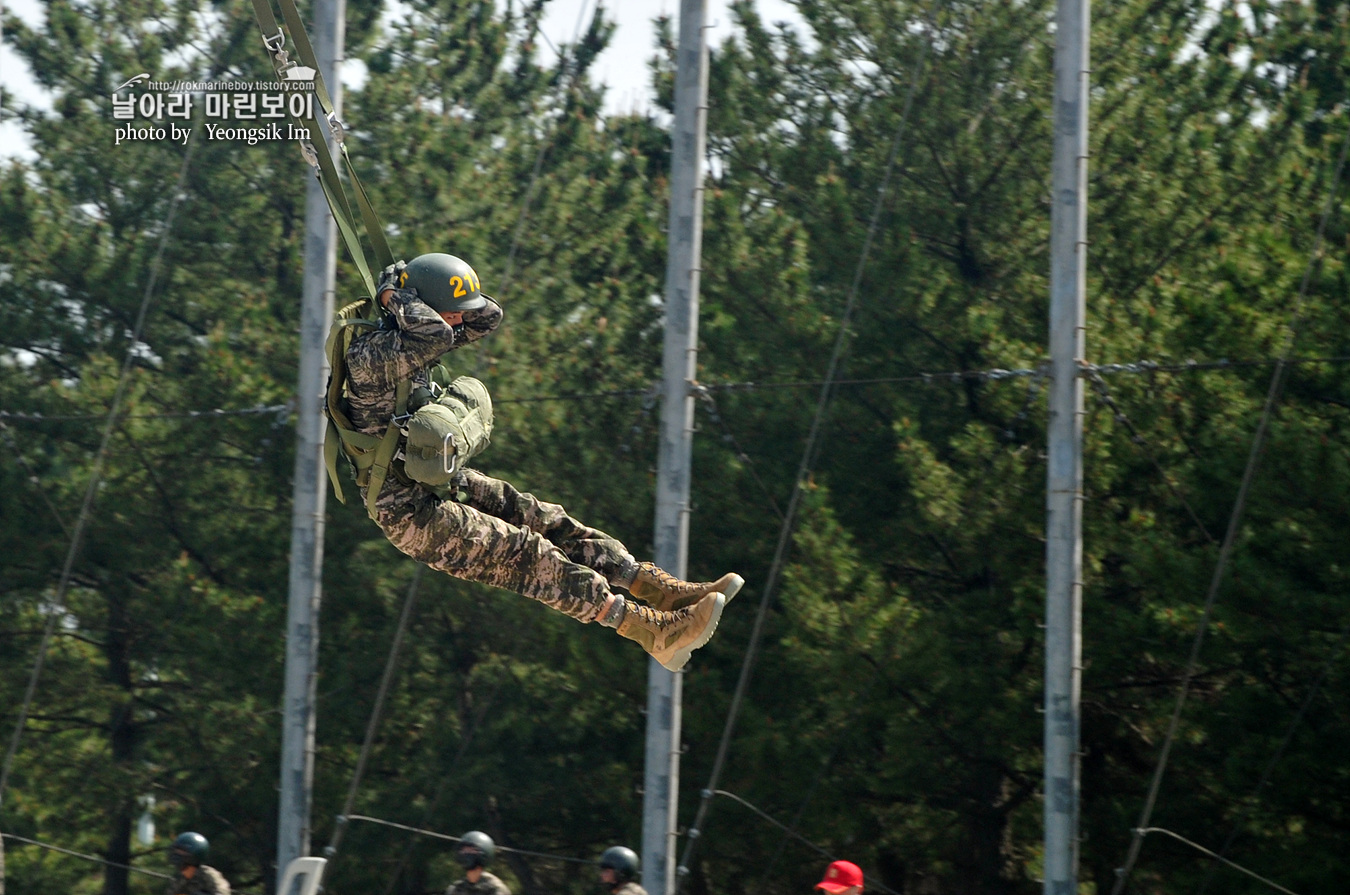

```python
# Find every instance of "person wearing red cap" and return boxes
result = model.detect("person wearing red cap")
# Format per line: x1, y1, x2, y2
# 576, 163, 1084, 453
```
815, 860, 864, 895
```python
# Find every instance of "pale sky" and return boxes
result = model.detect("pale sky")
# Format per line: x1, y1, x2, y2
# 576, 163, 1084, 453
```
0, 0, 805, 160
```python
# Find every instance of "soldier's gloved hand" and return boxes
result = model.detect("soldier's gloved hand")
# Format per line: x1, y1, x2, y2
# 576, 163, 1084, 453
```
376, 260, 408, 295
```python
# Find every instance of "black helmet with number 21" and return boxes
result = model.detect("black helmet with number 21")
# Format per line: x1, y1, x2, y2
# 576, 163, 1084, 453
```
400, 253, 491, 313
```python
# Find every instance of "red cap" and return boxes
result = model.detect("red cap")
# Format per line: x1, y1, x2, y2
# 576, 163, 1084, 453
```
815, 861, 864, 893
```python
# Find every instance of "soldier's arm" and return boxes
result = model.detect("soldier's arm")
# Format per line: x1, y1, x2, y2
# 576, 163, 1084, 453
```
451, 297, 503, 346
347, 289, 459, 392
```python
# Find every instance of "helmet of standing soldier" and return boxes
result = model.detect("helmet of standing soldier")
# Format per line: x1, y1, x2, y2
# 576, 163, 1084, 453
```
600, 846, 639, 884
457, 830, 496, 869
400, 253, 490, 313
168, 831, 209, 868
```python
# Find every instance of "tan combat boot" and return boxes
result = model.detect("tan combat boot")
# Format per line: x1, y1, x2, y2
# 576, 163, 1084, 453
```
616, 592, 727, 672
627, 562, 745, 612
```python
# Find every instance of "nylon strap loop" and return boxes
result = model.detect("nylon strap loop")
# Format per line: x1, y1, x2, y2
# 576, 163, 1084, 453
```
324, 417, 347, 503
273, 0, 337, 116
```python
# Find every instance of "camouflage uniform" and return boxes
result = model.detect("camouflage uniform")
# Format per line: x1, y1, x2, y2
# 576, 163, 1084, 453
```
446, 870, 513, 895
613, 882, 649, 895
346, 288, 634, 622
165, 865, 230, 895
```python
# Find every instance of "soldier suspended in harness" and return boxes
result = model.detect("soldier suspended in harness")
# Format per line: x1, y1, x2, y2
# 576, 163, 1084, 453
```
324, 254, 743, 671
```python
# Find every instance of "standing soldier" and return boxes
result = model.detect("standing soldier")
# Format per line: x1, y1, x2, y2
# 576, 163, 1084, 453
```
446, 831, 511, 895
598, 846, 645, 895
165, 832, 230, 895
328, 255, 743, 672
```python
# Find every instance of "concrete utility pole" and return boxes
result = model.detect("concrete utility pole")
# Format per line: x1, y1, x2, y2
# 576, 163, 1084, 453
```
278, 0, 343, 884
645, 0, 709, 893
1044, 0, 1089, 892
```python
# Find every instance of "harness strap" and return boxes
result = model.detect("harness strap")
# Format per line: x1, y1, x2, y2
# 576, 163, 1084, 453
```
246, 0, 381, 301
294, 101, 377, 299
322, 313, 378, 504
363, 380, 410, 520
269, 0, 394, 274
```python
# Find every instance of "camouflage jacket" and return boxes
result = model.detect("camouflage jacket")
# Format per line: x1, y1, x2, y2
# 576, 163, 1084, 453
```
165, 864, 231, 895
445, 869, 513, 895
345, 288, 503, 436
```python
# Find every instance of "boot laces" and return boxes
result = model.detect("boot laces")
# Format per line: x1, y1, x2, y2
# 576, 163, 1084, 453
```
640, 562, 703, 596
630, 600, 694, 629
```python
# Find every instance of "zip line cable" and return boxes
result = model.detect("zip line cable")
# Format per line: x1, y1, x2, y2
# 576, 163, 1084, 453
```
0, 832, 265, 894
1084, 371, 1216, 544
1085, 361, 1341, 895
378, 661, 517, 895
757, 670, 886, 885
342, 816, 600, 867
692, 385, 785, 521
322, 565, 424, 867
675, 3, 938, 883
1109, 113, 1350, 895
349, 788, 909, 890
1, 833, 257, 894
708, 790, 903, 895
1193, 614, 1350, 895
1133, 828, 1302, 895
0, 133, 199, 811
1, 833, 172, 882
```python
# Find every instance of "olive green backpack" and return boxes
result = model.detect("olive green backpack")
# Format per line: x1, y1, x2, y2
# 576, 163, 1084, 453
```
401, 370, 494, 487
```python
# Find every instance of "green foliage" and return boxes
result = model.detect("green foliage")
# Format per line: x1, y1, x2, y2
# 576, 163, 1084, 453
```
3, 0, 1350, 894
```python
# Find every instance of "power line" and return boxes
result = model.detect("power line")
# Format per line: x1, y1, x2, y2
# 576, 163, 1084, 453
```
4, 354, 1349, 424
0, 404, 291, 422
1110, 111, 1350, 895
0, 132, 200, 809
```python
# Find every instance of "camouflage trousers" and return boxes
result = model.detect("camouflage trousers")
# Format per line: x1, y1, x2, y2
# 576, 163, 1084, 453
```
369, 469, 634, 622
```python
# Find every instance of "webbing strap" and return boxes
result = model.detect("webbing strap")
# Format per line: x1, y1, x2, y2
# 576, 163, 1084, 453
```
341, 147, 394, 272
246, 0, 381, 300
295, 102, 377, 298
246, 0, 410, 514
364, 380, 410, 520
247, 0, 283, 49
273, 0, 337, 119
322, 314, 378, 503
271, 0, 394, 272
